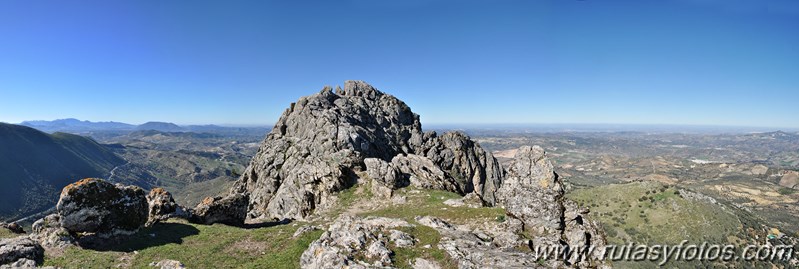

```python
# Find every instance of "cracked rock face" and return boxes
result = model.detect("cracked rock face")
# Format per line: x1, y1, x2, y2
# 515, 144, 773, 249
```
223, 81, 502, 222
57, 178, 149, 235
300, 215, 415, 269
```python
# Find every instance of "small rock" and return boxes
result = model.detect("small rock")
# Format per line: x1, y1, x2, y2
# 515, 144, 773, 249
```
389, 230, 415, 247
292, 225, 319, 238
149, 259, 185, 269
412, 258, 442, 269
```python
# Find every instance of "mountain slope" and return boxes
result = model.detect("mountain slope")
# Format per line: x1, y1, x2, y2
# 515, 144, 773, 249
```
0, 123, 125, 220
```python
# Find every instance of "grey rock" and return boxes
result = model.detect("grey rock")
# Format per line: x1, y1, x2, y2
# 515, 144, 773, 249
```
0, 237, 43, 267
496, 146, 609, 268
419, 131, 504, 206
391, 154, 459, 193
30, 214, 73, 249
0, 258, 36, 269
191, 193, 248, 226
231, 81, 425, 222
57, 178, 149, 235
300, 215, 413, 269
149, 259, 185, 269
146, 188, 178, 226
388, 230, 414, 248
497, 146, 563, 234
411, 258, 441, 269
364, 158, 401, 198
293, 225, 320, 238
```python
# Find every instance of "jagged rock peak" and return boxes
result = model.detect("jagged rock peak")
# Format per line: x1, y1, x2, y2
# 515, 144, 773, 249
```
218, 81, 503, 222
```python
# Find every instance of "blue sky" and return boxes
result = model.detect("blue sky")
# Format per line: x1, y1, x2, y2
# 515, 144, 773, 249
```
0, 0, 797, 128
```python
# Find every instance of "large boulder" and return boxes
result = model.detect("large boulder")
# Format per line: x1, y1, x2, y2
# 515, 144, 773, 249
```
0, 237, 43, 267
226, 81, 503, 222
57, 178, 149, 235
191, 193, 248, 226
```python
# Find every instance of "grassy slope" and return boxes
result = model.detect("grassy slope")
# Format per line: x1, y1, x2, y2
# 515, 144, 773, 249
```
44, 219, 323, 269
567, 181, 787, 269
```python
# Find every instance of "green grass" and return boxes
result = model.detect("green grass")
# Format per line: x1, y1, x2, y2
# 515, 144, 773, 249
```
567, 181, 741, 245
778, 187, 797, 195
348, 187, 504, 269
391, 224, 456, 269
44, 219, 323, 269
360, 188, 505, 224
0, 228, 16, 239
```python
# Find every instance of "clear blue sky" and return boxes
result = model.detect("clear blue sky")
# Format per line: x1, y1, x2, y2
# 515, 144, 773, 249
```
0, 0, 797, 128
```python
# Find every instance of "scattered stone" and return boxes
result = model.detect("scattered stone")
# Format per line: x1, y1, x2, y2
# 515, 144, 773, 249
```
0, 237, 43, 267
149, 259, 185, 269
412, 258, 441, 269
191, 193, 248, 226
57, 178, 149, 236
388, 230, 414, 248
146, 188, 178, 226
443, 192, 482, 208
292, 225, 319, 238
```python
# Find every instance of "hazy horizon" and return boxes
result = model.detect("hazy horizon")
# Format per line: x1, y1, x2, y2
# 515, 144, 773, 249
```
1, 1, 798, 127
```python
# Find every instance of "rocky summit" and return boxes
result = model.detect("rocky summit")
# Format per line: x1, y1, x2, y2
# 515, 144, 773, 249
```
187, 81, 608, 267
199, 81, 504, 222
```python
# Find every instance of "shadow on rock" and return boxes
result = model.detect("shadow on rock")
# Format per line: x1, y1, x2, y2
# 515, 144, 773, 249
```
76, 222, 200, 252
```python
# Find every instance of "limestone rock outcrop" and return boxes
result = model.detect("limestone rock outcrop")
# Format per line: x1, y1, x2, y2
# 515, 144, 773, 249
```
217, 81, 502, 222
57, 178, 149, 236
497, 146, 608, 268
300, 215, 415, 269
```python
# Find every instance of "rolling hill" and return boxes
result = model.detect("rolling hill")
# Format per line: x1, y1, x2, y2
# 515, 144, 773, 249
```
0, 123, 125, 220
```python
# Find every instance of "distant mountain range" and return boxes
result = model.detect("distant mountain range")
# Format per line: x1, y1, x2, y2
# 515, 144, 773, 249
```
0, 123, 125, 220
18, 118, 267, 133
